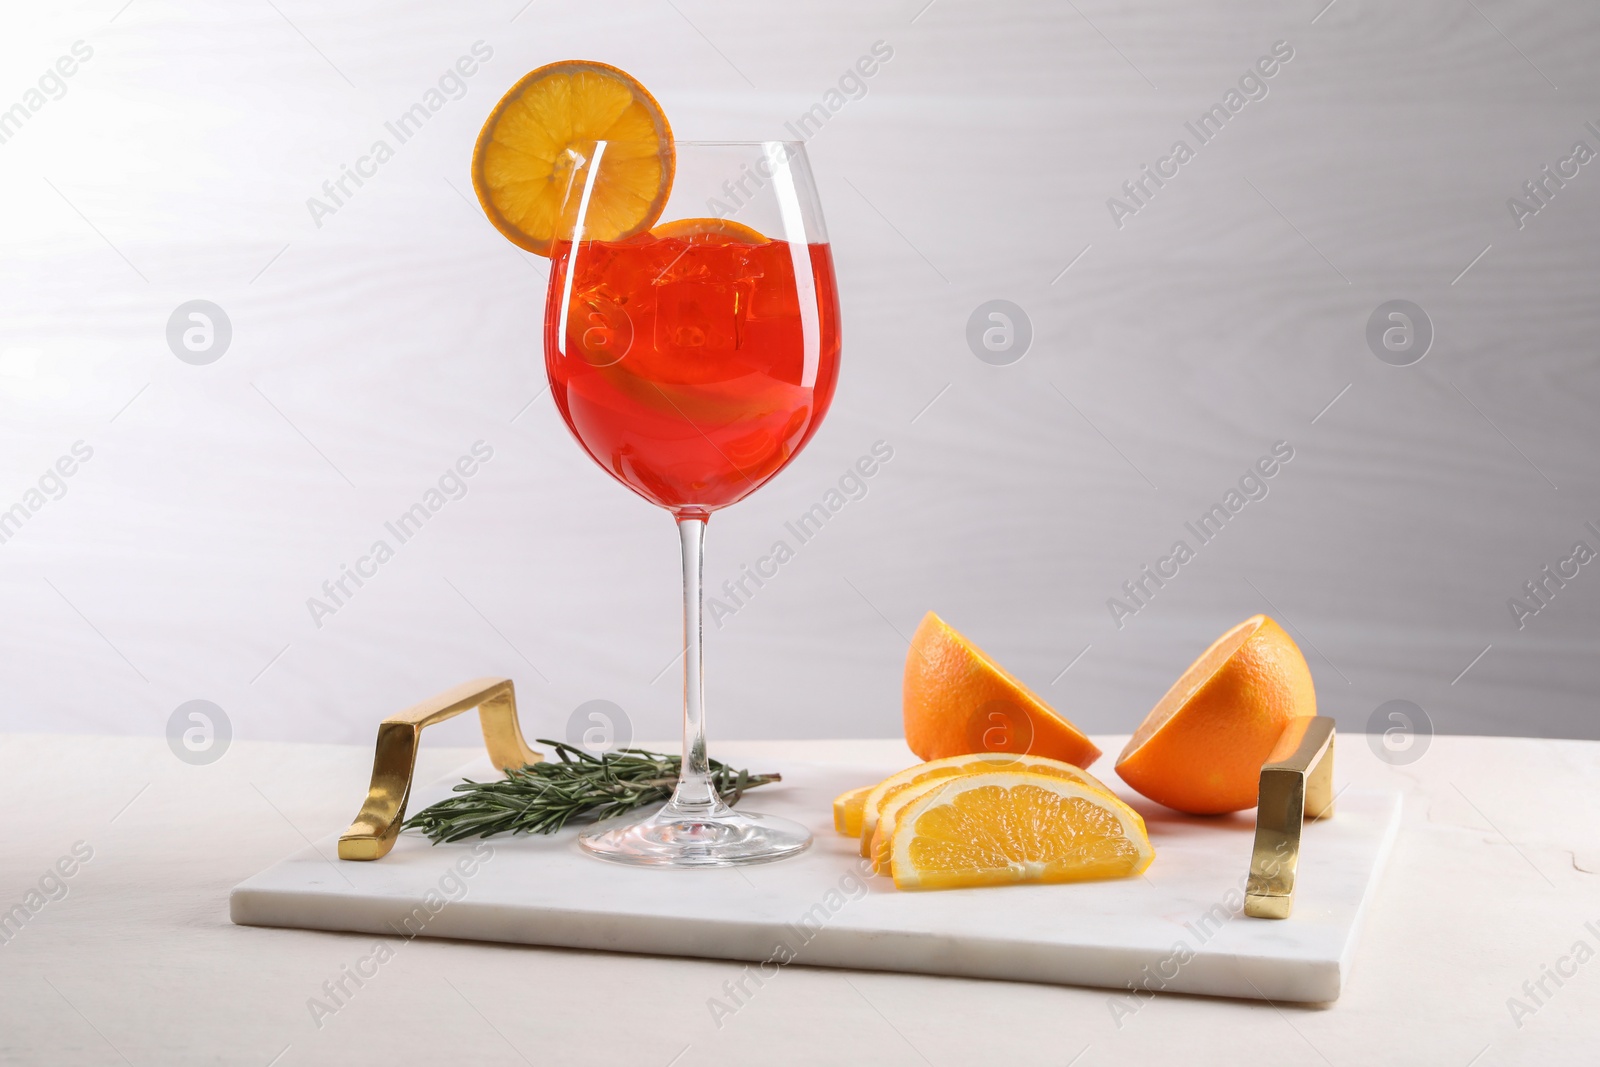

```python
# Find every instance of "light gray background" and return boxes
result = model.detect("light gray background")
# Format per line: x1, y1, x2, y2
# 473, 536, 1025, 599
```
2, 0, 1596, 748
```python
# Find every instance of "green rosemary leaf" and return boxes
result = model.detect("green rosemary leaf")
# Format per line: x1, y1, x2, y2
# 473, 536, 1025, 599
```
400, 739, 781, 844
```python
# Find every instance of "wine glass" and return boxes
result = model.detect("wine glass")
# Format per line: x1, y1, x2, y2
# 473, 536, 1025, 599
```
545, 141, 840, 866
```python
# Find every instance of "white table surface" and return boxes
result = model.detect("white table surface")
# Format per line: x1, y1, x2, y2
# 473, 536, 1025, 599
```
1, 732, 1595, 1065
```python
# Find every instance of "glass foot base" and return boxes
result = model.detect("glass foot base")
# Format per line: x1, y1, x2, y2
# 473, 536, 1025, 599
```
578, 804, 812, 868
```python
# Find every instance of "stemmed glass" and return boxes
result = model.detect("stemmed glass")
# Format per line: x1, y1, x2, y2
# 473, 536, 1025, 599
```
544, 141, 840, 866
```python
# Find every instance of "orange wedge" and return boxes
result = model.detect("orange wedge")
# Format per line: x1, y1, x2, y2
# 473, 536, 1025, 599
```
866, 755, 1116, 872
903, 612, 1101, 768
650, 216, 769, 245
858, 751, 1112, 858
832, 784, 874, 837
472, 60, 674, 255
866, 777, 951, 872
890, 771, 1154, 891
1115, 615, 1315, 815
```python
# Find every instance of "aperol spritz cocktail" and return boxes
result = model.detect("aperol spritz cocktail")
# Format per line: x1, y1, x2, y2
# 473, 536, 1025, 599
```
542, 140, 840, 866
547, 229, 840, 515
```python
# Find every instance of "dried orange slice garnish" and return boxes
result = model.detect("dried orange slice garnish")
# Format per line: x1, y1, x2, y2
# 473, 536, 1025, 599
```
472, 60, 674, 255
889, 771, 1154, 891
650, 217, 770, 245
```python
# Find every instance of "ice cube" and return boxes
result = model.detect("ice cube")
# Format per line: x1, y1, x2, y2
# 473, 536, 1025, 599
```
571, 284, 634, 367
653, 278, 754, 355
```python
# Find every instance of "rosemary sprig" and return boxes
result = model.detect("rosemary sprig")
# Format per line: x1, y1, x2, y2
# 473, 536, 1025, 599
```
401, 739, 781, 843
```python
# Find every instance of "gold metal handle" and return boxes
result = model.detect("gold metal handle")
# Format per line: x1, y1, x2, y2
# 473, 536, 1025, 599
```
338, 677, 541, 861
1244, 715, 1335, 919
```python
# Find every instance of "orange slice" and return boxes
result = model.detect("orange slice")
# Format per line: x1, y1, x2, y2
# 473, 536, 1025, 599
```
866, 777, 953, 872
858, 751, 1112, 858
650, 216, 770, 245
903, 612, 1101, 768
866, 755, 1117, 872
889, 771, 1154, 891
472, 60, 674, 255
832, 784, 874, 837
1115, 615, 1315, 815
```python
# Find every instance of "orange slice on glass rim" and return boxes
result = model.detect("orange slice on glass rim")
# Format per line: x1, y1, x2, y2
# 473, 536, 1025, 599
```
472, 60, 674, 255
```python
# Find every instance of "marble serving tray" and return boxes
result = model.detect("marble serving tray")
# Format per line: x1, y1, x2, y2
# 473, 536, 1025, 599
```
230, 754, 1401, 1003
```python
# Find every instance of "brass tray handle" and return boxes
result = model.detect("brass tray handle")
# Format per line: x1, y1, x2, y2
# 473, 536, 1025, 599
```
1244, 715, 1335, 919
338, 677, 540, 861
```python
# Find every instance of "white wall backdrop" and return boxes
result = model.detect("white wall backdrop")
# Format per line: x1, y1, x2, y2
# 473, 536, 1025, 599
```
2, 0, 1597, 751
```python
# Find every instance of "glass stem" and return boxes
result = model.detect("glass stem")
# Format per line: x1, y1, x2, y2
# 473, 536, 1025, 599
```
670, 515, 722, 816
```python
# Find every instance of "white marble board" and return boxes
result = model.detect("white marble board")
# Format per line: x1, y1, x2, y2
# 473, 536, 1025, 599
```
231, 756, 1401, 1003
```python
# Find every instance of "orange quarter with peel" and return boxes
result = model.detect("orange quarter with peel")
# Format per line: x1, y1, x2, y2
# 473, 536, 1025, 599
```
1115, 614, 1316, 815
903, 612, 1100, 769
472, 60, 673, 255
